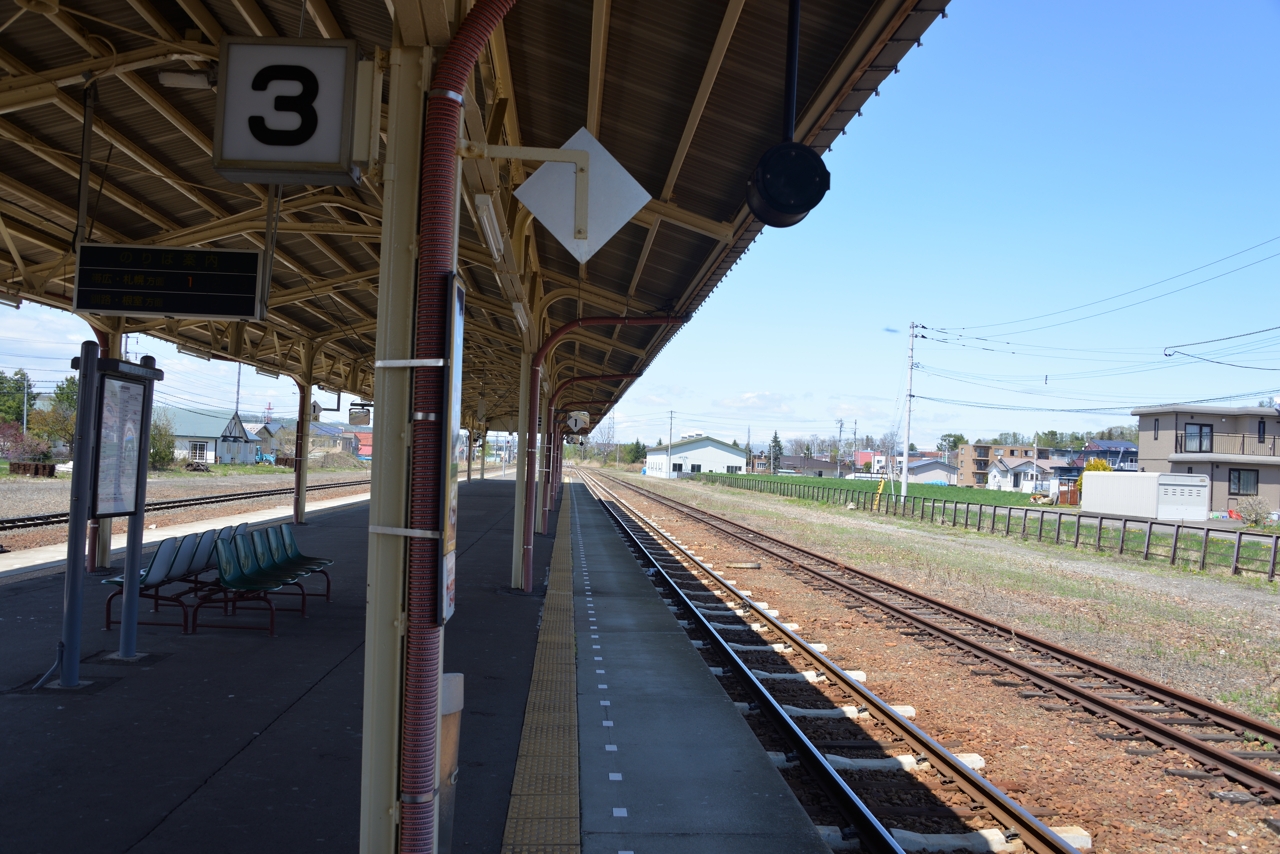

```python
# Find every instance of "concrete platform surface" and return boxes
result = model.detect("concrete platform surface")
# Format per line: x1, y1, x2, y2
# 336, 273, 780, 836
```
570, 483, 829, 854
0, 479, 558, 854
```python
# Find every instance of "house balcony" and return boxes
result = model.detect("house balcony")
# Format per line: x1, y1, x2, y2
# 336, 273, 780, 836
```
1174, 432, 1280, 458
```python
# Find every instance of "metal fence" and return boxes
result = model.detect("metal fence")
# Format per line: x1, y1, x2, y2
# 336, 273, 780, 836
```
694, 473, 1280, 581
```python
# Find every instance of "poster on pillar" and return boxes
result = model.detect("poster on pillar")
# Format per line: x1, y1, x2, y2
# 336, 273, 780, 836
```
439, 279, 464, 624
93, 377, 145, 517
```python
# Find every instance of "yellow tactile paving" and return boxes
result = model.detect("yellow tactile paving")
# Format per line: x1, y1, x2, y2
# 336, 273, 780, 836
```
501, 484, 580, 853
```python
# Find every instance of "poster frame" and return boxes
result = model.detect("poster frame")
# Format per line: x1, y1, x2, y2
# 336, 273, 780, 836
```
438, 276, 465, 624
92, 375, 146, 518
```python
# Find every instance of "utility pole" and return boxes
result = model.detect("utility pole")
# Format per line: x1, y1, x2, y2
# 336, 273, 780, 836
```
852, 420, 857, 478
747, 425, 751, 473
900, 322, 916, 499
234, 363, 242, 415
22, 379, 28, 435
836, 418, 844, 478
668, 410, 674, 479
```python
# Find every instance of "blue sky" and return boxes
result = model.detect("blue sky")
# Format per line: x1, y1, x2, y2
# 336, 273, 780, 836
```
605, 0, 1280, 449
2, 2, 1279, 447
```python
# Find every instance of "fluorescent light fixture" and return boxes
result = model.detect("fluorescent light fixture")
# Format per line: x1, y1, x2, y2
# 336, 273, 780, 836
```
0, 290, 21, 308
176, 344, 211, 361
474, 194, 504, 264
511, 301, 529, 333
255, 366, 280, 379
158, 71, 212, 89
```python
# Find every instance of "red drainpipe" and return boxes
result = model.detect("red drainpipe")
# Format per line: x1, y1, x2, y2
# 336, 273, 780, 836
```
402, 2, 517, 851
545, 373, 637, 506
522, 316, 685, 591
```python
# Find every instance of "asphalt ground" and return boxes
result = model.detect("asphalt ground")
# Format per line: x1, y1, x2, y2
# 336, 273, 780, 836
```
0, 478, 555, 854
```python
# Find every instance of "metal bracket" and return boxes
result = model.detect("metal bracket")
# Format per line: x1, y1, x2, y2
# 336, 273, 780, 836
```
369, 525, 440, 539
376, 358, 446, 368
459, 141, 590, 240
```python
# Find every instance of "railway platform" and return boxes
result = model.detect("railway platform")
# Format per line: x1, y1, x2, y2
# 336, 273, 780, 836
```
2, 475, 837, 853
500, 480, 828, 854
0, 478, 558, 854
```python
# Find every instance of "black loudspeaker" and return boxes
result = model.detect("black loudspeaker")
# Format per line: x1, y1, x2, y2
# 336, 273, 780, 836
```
746, 141, 831, 228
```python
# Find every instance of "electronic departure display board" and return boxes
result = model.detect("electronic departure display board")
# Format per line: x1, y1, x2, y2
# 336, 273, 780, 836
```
73, 243, 264, 320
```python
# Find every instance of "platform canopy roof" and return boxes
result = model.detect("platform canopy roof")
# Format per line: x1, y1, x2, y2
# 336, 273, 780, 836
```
0, 0, 947, 431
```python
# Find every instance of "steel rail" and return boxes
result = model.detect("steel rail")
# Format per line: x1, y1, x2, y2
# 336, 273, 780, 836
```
594, 471, 1280, 801
579, 470, 1078, 854
0, 478, 372, 533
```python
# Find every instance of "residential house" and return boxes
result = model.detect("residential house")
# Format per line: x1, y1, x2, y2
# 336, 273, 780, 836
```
308, 422, 347, 456
243, 421, 288, 454
162, 407, 260, 465
353, 431, 373, 460
1133, 404, 1280, 512
907, 458, 958, 485
645, 435, 746, 478
985, 457, 1050, 492
1080, 439, 1137, 471
956, 443, 1049, 487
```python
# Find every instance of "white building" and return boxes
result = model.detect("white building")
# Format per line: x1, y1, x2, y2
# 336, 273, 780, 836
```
644, 435, 747, 479
987, 457, 1050, 493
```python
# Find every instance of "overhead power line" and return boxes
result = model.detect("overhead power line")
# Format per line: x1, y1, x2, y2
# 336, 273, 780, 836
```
937, 233, 1280, 334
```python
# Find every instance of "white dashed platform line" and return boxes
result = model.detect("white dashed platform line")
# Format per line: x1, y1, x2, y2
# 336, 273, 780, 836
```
612, 808, 627, 817
605, 744, 617, 751
610, 773, 623, 781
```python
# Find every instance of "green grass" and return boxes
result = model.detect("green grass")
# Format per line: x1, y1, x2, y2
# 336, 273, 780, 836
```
696, 472, 1280, 580
700, 472, 1039, 507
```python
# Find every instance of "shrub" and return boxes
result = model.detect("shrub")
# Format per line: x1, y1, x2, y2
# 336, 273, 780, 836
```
1237, 496, 1272, 527
149, 410, 176, 470
8, 434, 51, 462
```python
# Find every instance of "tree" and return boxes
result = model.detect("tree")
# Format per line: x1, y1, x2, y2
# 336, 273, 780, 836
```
0, 369, 34, 425
768, 431, 783, 473
731, 439, 740, 447
937, 433, 966, 452
28, 376, 78, 452
149, 409, 176, 470
908, 443, 917, 452
877, 430, 898, 454
862, 461, 872, 473
623, 439, 646, 464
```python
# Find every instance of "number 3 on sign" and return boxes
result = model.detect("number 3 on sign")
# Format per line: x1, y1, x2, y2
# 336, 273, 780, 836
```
250, 66, 319, 146
213, 37, 359, 186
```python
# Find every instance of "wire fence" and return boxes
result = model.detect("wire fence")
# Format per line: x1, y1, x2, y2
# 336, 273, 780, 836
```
694, 473, 1280, 582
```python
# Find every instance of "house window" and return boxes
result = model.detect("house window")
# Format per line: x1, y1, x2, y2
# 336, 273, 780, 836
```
1184, 424, 1212, 453
690, 464, 702, 473
671, 463, 683, 472
1229, 469, 1259, 496
190, 441, 207, 463
1153, 418, 1159, 440
1260, 419, 1267, 444
726, 466, 741, 474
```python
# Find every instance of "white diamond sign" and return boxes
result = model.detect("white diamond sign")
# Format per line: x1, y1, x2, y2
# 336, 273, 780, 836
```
514, 128, 650, 263
566, 411, 590, 432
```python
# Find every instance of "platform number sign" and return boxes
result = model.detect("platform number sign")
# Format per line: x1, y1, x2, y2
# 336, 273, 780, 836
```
214, 37, 359, 185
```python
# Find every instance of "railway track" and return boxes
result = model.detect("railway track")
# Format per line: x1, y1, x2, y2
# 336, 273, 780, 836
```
579, 469, 1084, 854
586, 469, 1280, 810
0, 478, 371, 533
